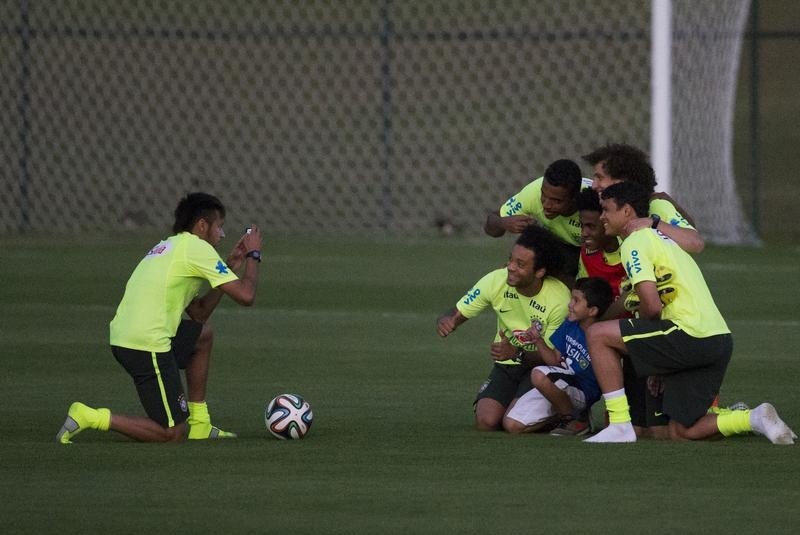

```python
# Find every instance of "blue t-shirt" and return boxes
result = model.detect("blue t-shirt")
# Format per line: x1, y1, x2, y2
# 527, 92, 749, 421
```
548, 319, 601, 405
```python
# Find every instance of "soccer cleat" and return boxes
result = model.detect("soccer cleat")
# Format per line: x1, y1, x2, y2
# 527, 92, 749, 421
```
583, 422, 637, 443
56, 402, 97, 444
727, 401, 750, 411
188, 423, 238, 440
550, 417, 591, 436
749, 403, 795, 445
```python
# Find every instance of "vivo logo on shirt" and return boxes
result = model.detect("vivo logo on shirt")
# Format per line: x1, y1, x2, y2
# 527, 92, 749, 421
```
626, 249, 642, 277
463, 288, 481, 305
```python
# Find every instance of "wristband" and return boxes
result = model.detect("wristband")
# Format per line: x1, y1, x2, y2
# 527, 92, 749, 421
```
245, 250, 262, 263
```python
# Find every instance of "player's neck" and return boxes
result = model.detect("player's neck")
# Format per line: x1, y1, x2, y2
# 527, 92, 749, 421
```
578, 317, 596, 331
516, 277, 543, 297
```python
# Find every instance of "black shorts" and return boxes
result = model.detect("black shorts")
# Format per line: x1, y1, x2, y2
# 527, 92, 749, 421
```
475, 363, 533, 407
620, 318, 733, 427
111, 320, 202, 427
623, 356, 669, 428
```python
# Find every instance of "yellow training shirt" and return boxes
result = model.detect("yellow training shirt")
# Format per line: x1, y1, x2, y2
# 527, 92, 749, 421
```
621, 228, 729, 338
456, 268, 570, 364
109, 232, 239, 352
499, 177, 592, 246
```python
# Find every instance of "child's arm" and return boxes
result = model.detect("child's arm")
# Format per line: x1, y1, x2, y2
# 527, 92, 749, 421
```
521, 325, 564, 367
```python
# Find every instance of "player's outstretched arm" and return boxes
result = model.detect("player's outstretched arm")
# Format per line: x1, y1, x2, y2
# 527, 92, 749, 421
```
219, 225, 263, 306
436, 308, 467, 338
484, 211, 534, 237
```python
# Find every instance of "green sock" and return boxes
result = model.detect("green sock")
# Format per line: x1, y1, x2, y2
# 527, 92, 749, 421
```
604, 392, 631, 424
716, 409, 752, 437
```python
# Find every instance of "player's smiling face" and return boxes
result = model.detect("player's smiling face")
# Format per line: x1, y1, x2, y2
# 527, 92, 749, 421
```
540, 181, 575, 219
580, 210, 607, 251
599, 197, 628, 237
506, 244, 544, 293
567, 289, 592, 322
591, 162, 622, 193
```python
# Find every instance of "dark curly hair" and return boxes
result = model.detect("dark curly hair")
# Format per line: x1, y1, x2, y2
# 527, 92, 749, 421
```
172, 192, 226, 233
515, 224, 565, 276
576, 188, 601, 213
582, 143, 656, 193
543, 159, 583, 197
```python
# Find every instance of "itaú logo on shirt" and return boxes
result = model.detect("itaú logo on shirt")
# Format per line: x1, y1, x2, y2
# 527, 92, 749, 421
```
144, 241, 172, 258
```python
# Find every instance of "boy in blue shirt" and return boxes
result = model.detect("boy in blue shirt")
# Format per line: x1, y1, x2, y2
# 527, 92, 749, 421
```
504, 277, 613, 435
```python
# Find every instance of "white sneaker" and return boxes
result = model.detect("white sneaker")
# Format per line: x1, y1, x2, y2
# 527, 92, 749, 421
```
750, 403, 795, 445
584, 422, 637, 443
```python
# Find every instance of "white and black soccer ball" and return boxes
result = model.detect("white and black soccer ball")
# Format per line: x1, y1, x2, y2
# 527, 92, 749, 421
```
265, 393, 313, 440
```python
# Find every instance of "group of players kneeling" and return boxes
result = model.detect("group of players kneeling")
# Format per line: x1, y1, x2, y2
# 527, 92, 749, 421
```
436, 143, 796, 444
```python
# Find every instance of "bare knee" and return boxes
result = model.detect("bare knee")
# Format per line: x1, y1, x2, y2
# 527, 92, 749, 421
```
503, 416, 526, 434
475, 413, 503, 431
531, 369, 548, 389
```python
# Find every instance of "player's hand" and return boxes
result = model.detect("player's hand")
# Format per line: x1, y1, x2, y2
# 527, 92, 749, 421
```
226, 235, 247, 271
436, 313, 457, 338
647, 375, 664, 397
502, 215, 535, 234
490, 330, 518, 361
624, 217, 652, 234
515, 321, 542, 346
242, 225, 263, 256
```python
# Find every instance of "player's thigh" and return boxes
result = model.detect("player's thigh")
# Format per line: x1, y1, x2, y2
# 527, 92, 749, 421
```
112, 346, 189, 427
663, 355, 731, 427
171, 319, 203, 369
475, 364, 532, 408
586, 319, 626, 352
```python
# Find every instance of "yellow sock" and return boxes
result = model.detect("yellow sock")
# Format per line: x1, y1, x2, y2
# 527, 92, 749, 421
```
187, 401, 210, 426
604, 392, 631, 424
716, 409, 752, 437
96, 408, 111, 431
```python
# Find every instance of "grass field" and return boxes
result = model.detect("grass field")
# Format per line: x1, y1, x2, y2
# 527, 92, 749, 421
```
2, 232, 799, 534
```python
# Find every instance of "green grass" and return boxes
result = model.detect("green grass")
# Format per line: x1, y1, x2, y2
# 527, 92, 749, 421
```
1, 233, 799, 533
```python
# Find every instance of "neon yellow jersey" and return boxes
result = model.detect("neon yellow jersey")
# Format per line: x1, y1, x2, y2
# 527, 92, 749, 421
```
499, 177, 592, 246
649, 198, 695, 229
109, 232, 239, 352
455, 268, 570, 364
621, 228, 729, 338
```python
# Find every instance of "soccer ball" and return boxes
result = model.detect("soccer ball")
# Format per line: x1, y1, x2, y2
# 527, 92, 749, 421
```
265, 393, 313, 440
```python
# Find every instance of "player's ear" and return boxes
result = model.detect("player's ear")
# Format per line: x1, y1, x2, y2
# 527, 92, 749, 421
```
534, 267, 547, 279
587, 305, 600, 318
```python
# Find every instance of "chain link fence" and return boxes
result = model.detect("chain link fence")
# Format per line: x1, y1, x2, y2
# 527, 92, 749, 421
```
0, 0, 753, 243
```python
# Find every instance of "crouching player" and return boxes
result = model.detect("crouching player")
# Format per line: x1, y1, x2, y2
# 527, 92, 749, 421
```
503, 277, 612, 435
585, 181, 796, 444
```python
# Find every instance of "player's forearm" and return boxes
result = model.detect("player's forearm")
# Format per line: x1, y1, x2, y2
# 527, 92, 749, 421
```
535, 345, 561, 366
658, 225, 705, 253
187, 289, 225, 323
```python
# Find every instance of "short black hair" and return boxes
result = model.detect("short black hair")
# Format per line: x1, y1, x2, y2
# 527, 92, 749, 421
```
576, 188, 601, 213
172, 192, 226, 234
600, 181, 650, 218
543, 159, 583, 197
582, 143, 657, 193
515, 224, 565, 276
573, 277, 613, 317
